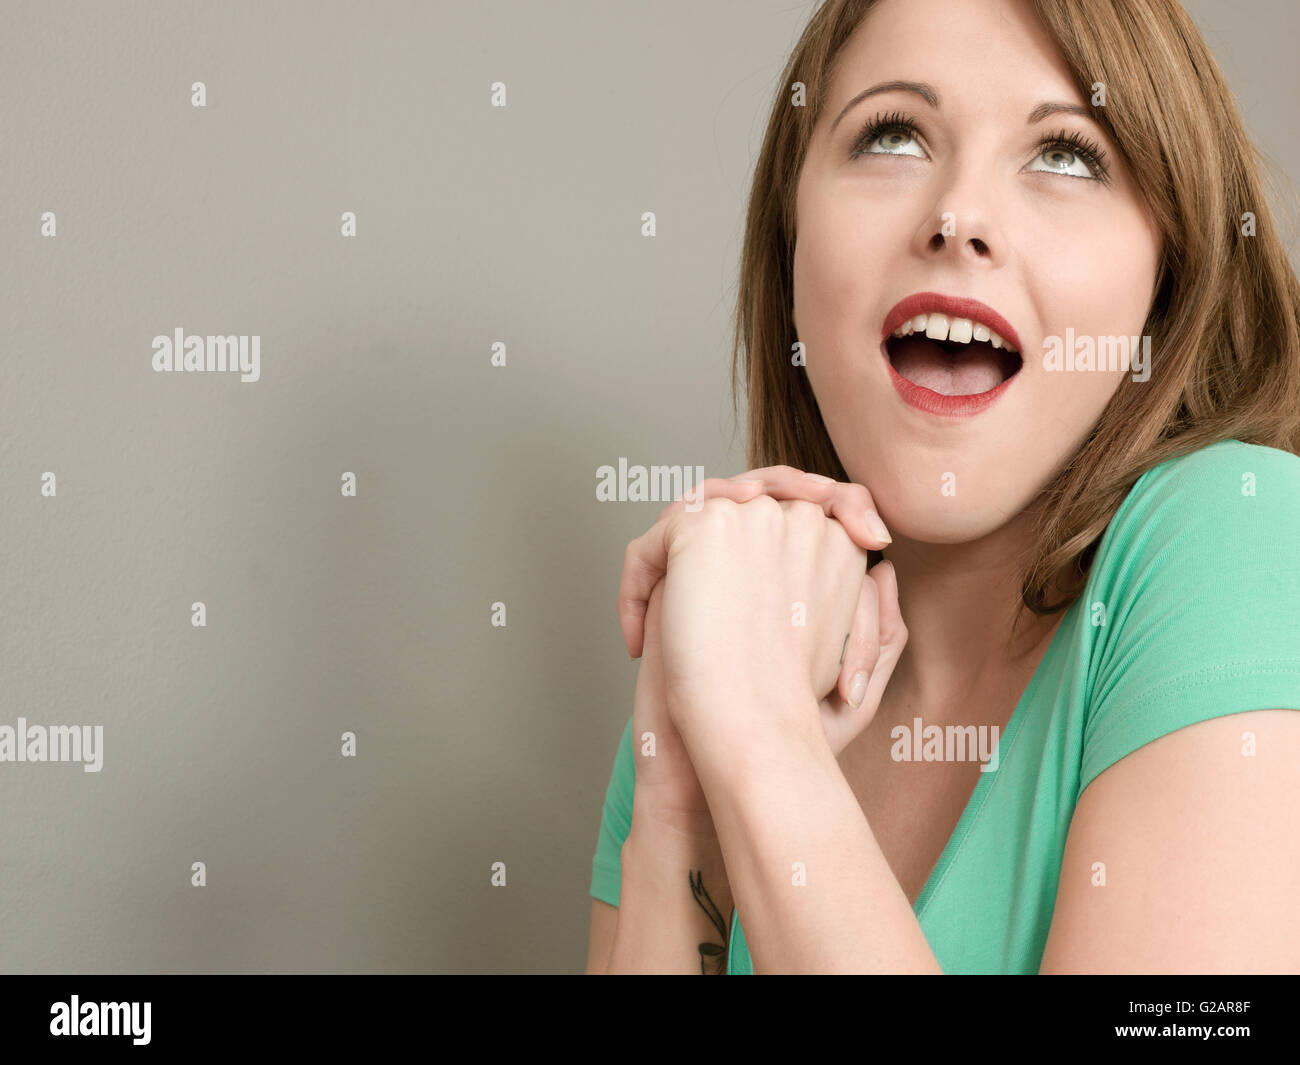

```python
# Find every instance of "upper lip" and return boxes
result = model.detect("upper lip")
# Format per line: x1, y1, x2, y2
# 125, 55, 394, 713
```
880, 292, 1023, 354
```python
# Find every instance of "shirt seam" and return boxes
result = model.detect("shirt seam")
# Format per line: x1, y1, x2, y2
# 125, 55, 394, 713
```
1087, 661, 1300, 747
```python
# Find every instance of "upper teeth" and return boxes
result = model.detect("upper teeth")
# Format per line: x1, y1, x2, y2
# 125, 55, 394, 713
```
891, 312, 1016, 352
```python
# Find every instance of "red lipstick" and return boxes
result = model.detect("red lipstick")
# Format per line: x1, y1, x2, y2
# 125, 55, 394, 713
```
880, 292, 1023, 418
884, 358, 1016, 417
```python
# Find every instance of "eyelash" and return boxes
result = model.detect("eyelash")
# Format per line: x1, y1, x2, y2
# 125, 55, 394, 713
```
850, 109, 1112, 185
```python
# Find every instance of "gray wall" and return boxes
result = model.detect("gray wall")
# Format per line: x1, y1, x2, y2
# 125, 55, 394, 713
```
1, 0, 1295, 974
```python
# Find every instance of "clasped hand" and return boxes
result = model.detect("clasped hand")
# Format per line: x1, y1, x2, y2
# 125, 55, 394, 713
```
619, 468, 908, 762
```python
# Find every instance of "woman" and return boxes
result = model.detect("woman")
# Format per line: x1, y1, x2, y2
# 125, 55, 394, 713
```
588, 0, 1300, 974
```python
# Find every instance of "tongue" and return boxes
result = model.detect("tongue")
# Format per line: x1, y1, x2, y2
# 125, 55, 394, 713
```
889, 336, 1006, 396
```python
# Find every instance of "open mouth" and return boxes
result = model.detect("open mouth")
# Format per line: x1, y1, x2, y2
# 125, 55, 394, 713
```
884, 329, 1023, 397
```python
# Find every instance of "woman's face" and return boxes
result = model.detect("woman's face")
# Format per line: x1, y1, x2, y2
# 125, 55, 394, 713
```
793, 0, 1162, 545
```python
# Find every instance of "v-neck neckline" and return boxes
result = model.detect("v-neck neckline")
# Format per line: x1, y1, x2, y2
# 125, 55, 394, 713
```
910, 595, 1079, 917
724, 594, 1082, 971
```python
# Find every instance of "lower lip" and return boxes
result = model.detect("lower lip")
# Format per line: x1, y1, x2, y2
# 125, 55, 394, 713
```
882, 341, 1018, 417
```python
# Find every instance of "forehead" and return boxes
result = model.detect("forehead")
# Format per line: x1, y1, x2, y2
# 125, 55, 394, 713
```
824, 0, 1084, 124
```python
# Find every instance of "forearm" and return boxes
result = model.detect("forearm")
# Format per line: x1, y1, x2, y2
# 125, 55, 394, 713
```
606, 799, 736, 974
685, 702, 943, 974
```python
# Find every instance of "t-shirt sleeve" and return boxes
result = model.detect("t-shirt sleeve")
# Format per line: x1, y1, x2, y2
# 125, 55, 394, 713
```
1080, 441, 1300, 797
590, 713, 637, 907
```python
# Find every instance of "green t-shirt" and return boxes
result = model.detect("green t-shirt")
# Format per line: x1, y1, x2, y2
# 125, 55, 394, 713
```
589, 439, 1300, 973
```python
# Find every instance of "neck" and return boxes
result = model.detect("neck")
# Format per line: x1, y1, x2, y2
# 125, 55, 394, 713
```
880, 505, 1064, 713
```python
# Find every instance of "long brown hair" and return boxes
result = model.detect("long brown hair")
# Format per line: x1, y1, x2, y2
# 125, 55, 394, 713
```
729, 0, 1300, 616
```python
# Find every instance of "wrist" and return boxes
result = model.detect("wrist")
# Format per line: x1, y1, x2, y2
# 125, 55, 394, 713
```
630, 787, 721, 846
669, 676, 826, 762
622, 814, 730, 879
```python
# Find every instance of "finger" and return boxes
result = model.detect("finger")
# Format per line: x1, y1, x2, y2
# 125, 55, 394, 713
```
655, 476, 765, 524
619, 480, 766, 660
619, 493, 739, 660
837, 569, 882, 708
848, 560, 908, 713
619, 466, 891, 661
724, 466, 891, 549
618, 526, 675, 660
642, 576, 665, 655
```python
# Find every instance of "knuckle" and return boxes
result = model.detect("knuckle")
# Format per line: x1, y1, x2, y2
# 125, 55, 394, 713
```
783, 500, 826, 537
843, 482, 872, 508
783, 497, 822, 519
828, 515, 858, 548
623, 549, 655, 583
843, 531, 869, 562
697, 496, 737, 526
646, 578, 665, 608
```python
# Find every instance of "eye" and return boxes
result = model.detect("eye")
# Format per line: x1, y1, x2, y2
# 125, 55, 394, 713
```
850, 111, 926, 160
1031, 145, 1090, 177
1025, 130, 1111, 183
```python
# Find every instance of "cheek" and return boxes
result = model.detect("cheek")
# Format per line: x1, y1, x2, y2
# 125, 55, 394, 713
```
1037, 204, 1161, 330
794, 192, 893, 337
1030, 364, 1129, 447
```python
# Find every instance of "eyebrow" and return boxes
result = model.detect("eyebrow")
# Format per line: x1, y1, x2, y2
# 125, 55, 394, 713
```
827, 80, 1096, 134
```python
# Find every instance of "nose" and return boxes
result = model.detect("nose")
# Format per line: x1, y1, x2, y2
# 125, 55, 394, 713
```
916, 179, 1007, 268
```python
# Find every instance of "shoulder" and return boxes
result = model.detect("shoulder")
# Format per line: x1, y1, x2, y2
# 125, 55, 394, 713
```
1078, 439, 1300, 793
1039, 441, 1300, 971
1088, 438, 1300, 608
1039, 706, 1300, 973
1107, 438, 1300, 535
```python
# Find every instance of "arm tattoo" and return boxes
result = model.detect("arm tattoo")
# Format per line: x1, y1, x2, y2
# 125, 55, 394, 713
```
689, 870, 734, 975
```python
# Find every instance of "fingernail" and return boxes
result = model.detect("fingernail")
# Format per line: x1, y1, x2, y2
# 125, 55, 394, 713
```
865, 512, 891, 543
849, 670, 870, 707
803, 472, 834, 484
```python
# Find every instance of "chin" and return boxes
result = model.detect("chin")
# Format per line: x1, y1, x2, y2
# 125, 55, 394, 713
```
875, 495, 1017, 548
